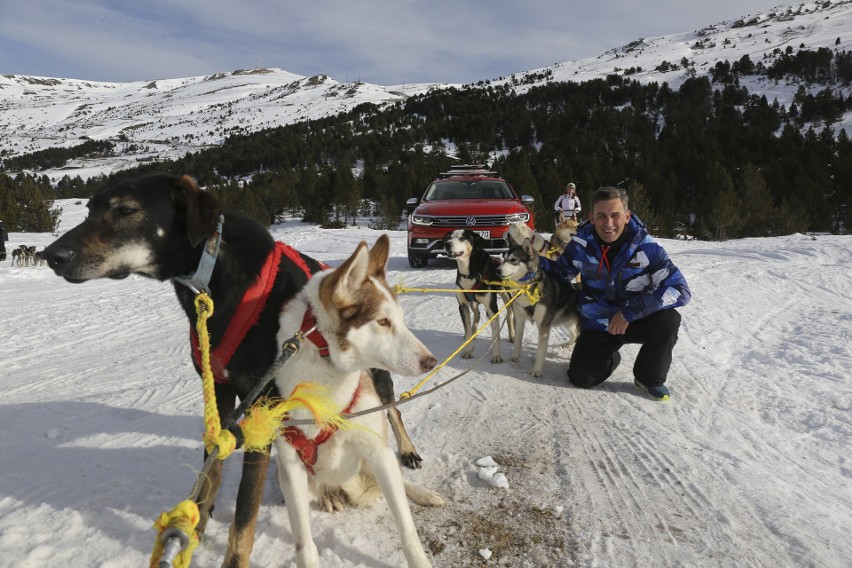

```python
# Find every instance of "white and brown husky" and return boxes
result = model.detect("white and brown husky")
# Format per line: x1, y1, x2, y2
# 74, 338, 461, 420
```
273, 234, 443, 568
498, 237, 580, 377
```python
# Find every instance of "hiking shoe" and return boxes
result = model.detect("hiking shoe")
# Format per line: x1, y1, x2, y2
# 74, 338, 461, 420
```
634, 380, 670, 401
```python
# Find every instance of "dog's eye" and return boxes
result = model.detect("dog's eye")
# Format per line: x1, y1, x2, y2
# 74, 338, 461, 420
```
116, 206, 138, 217
376, 318, 390, 327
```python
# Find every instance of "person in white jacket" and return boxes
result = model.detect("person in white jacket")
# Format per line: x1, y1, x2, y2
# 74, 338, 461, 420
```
554, 182, 581, 223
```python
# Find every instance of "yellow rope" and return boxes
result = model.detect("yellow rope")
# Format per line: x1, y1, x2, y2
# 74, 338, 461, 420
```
239, 383, 366, 451
398, 287, 526, 399
193, 293, 239, 459
149, 500, 200, 568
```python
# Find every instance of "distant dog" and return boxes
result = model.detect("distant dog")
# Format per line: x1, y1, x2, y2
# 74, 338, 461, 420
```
498, 237, 580, 377
11, 245, 36, 266
442, 229, 514, 363
550, 217, 579, 255
41, 172, 423, 568
550, 217, 579, 256
273, 234, 443, 567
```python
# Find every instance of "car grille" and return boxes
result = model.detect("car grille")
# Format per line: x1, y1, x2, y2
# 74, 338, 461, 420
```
431, 215, 514, 227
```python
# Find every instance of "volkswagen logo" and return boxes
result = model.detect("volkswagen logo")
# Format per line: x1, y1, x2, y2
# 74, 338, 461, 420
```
465, 217, 477, 226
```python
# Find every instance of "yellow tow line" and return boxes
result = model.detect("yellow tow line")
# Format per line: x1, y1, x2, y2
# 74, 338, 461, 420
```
393, 279, 540, 399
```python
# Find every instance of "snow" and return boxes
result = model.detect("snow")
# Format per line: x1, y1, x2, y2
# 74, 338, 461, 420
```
1, 199, 850, 567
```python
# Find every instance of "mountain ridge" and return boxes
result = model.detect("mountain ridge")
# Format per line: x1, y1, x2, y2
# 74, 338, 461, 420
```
2, 0, 851, 181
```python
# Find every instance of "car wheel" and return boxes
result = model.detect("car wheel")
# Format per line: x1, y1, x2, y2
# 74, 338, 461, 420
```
408, 252, 428, 268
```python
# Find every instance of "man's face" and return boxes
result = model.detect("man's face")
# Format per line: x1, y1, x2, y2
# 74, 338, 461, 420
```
591, 198, 631, 244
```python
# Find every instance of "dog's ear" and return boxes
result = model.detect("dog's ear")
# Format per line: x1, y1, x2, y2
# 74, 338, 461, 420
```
173, 175, 224, 247
521, 238, 533, 255
367, 234, 390, 279
324, 241, 370, 306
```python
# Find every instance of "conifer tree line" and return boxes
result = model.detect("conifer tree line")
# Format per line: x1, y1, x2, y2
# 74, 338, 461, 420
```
2, 47, 850, 238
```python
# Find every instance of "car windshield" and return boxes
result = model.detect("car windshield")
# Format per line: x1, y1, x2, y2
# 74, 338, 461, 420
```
424, 180, 513, 201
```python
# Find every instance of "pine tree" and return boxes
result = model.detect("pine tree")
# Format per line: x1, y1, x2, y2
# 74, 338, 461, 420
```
738, 163, 776, 236
704, 165, 743, 240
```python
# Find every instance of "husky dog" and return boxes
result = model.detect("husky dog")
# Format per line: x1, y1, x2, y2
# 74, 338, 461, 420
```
273, 234, 444, 568
498, 238, 580, 377
442, 229, 515, 363
550, 217, 580, 255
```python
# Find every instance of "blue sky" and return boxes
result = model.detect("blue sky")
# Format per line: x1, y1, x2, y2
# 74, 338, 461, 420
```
0, 1, 787, 85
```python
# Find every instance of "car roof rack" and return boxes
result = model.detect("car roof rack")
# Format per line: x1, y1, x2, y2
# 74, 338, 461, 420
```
437, 164, 501, 179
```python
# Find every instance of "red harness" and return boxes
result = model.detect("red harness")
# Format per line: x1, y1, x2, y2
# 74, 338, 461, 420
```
190, 241, 326, 383
282, 383, 361, 475
189, 238, 342, 473
299, 307, 330, 357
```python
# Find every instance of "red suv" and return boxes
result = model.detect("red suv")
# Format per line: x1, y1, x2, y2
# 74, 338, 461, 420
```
405, 165, 536, 267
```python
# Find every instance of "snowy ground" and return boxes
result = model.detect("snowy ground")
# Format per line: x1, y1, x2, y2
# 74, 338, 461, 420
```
1, 200, 850, 567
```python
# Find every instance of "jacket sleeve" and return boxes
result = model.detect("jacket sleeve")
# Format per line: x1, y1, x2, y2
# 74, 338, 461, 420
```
621, 245, 691, 322
553, 196, 562, 211
538, 240, 580, 282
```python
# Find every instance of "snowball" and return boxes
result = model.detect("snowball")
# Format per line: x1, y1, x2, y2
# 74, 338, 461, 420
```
46, 428, 60, 440
489, 472, 509, 489
475, 456, 497, 467
479, 548, 493, 560
478, 466, 498, 481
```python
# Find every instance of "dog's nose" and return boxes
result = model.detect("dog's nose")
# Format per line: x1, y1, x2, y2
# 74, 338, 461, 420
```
42, 246, 74, 269
421, 354, 438, 373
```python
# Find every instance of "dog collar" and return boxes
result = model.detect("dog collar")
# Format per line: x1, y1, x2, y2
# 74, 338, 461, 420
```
300, 307, 330, 357
174, 215, 224, 294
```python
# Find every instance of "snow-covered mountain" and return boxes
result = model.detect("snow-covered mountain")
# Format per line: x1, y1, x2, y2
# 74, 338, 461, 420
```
2, 1, 851, 181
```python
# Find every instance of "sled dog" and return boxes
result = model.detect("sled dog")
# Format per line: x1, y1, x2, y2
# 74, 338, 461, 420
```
442, 229, 514, 363
498, 237, 580, 377
550, 216, 580, 255
273, 234, 444, 567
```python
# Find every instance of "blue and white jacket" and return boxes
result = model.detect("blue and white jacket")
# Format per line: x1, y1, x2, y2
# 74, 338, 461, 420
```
539, 214, 691, 331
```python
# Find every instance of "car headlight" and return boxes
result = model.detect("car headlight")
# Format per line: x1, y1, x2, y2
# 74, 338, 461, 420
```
505, 212, 530, 223
411, 214, 435, 226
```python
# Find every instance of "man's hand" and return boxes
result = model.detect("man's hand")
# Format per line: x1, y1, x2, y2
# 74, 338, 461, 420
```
608, 311, 629, 335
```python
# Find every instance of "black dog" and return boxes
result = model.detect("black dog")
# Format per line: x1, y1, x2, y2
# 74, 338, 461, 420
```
442, 229, 515, 363
42, 172, 422, 568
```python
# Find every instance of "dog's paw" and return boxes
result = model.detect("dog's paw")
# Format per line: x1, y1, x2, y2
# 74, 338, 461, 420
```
529, 368, 543, 378
491, 355, 504, 364
461, 351, 473, 359
511, 355, 520, 363
422, 489, 445, 507
399, 451, 423, 470
319, 487, 350, 512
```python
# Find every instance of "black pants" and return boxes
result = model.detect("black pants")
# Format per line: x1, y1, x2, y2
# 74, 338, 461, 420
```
567, 309, 681, 389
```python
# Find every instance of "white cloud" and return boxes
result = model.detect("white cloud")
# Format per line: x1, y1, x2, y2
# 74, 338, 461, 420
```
0, 0, 788, 83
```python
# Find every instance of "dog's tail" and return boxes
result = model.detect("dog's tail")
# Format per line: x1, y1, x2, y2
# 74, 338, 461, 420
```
341, 471, 444, 508
340, 471, 382, 507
